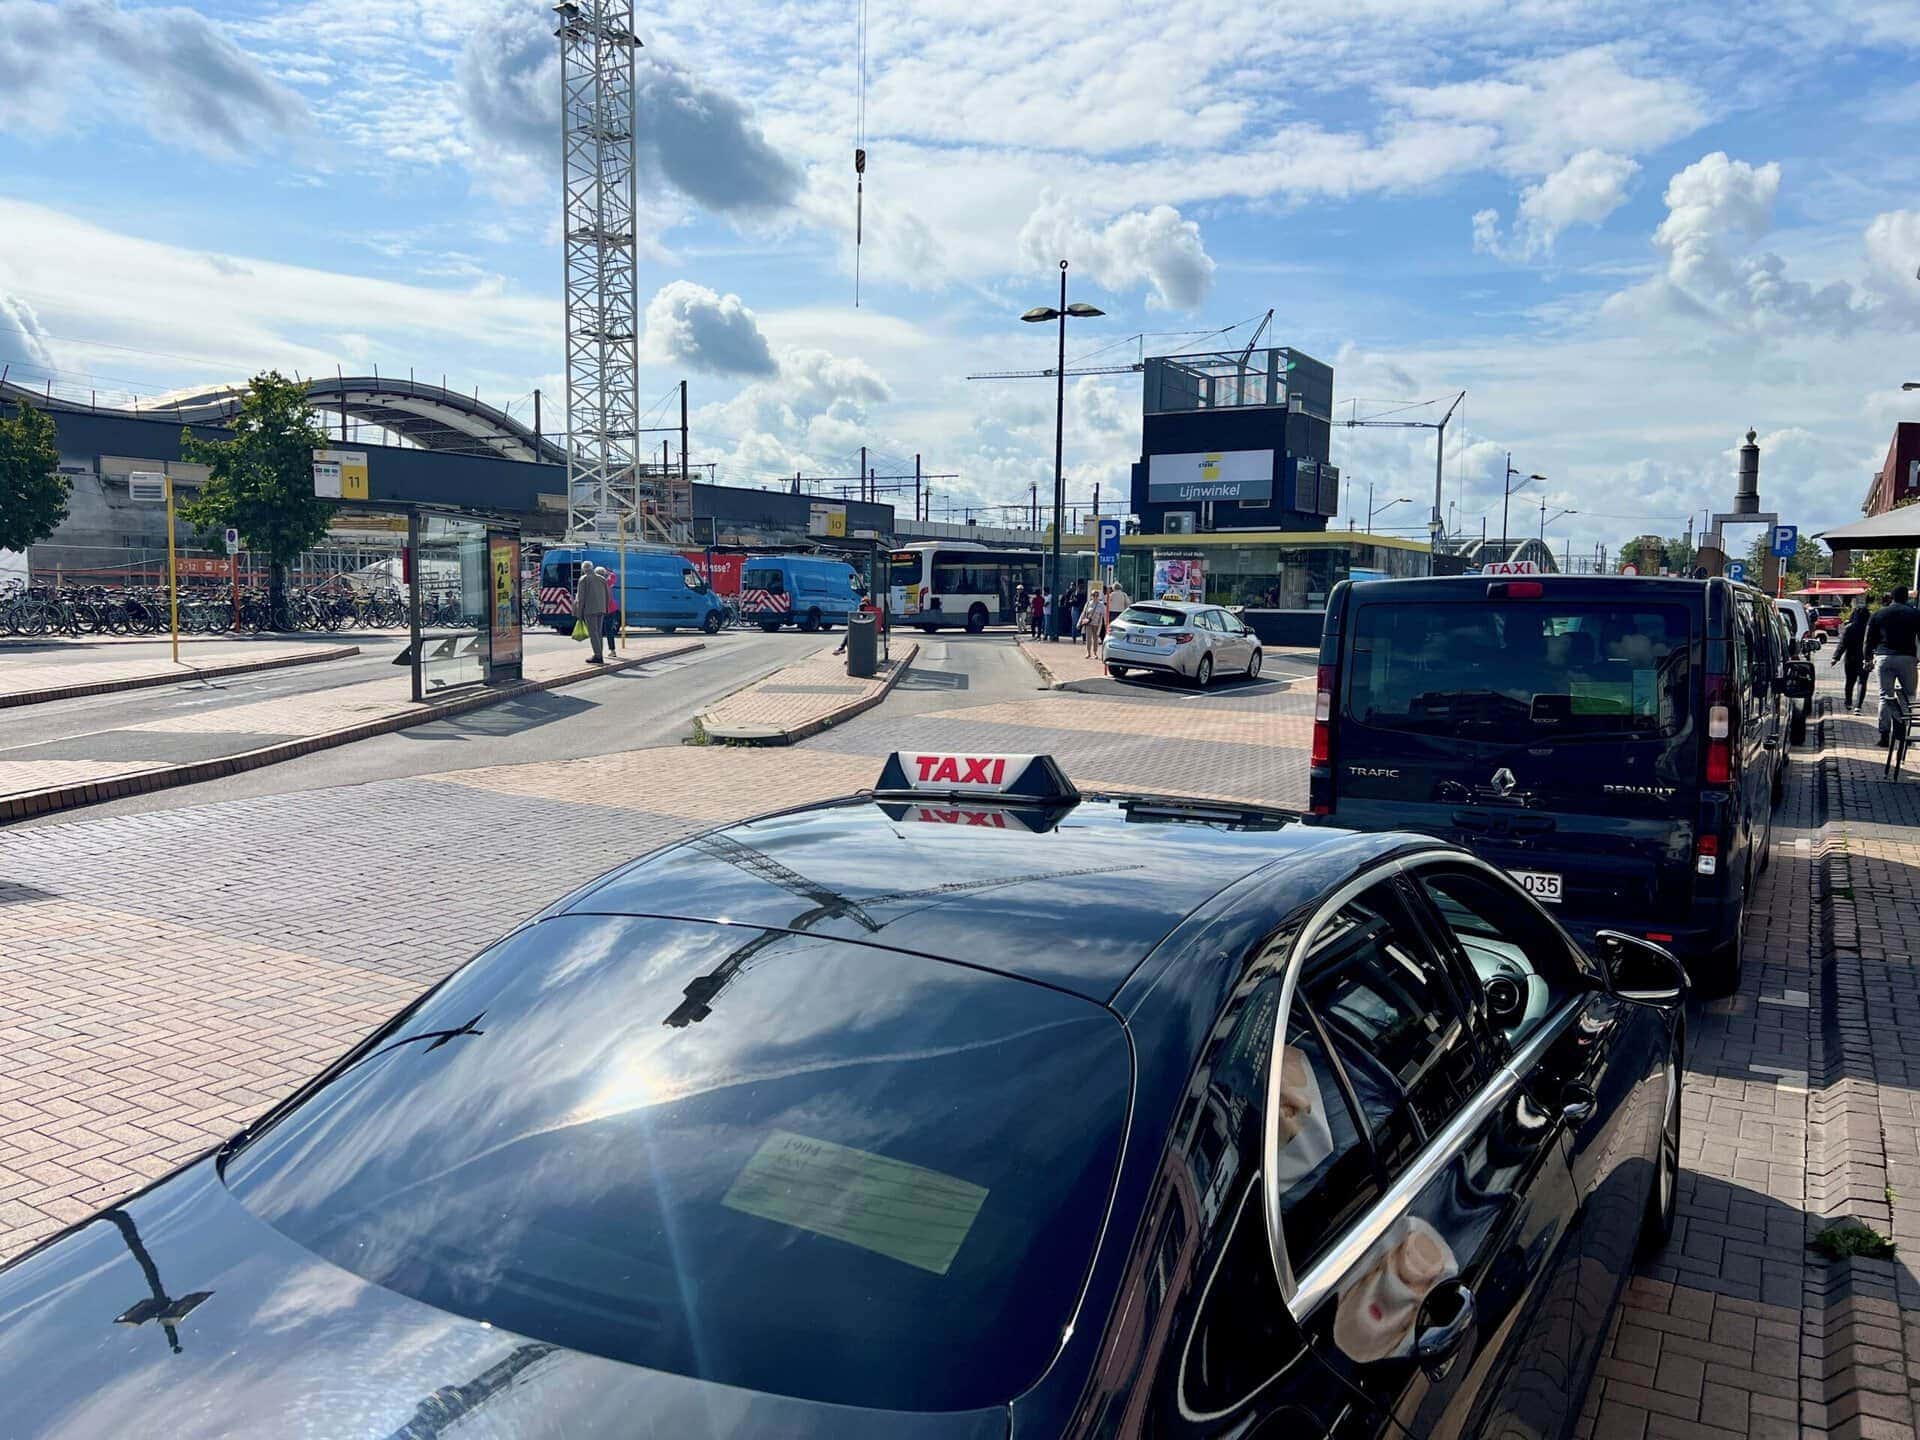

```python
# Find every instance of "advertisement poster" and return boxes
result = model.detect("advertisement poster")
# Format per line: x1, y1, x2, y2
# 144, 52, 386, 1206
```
680, 551, 744, 595
1152, 553, 1205, 602
489, 535, 522, 669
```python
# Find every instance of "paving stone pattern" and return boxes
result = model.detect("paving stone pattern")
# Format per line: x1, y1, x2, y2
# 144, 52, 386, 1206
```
2, 655, 1917, 1440
0, 639, 343, 702
697, 642, 906, 737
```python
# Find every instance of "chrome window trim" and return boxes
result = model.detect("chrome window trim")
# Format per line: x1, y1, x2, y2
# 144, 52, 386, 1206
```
1263, 846, 1591, 1320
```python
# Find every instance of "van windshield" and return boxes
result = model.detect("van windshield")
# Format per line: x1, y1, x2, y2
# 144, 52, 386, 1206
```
1348, 601, 1692, 743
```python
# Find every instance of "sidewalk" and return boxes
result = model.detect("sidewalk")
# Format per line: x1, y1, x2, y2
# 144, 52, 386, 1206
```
0, 636, 703, 822
697, 640, 917, 743
1575, 680, 1920, 1440
0, 638, 360, 707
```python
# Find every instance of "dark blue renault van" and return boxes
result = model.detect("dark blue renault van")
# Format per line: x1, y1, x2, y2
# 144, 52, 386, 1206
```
1310, 574, 1814, 996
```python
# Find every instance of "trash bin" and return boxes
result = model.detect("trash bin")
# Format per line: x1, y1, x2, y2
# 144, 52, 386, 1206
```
845, 612, 878, 678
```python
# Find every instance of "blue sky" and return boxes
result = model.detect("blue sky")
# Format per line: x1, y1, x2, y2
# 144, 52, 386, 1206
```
2, 0, 1918, 559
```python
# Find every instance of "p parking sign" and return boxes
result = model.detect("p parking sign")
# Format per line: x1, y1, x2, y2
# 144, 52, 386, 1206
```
1771, 524, 1797, 558
1096, 518, 1121, 567
1726, 560, 1748, 584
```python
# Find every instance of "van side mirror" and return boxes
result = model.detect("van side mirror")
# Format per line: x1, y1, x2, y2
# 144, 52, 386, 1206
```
1595, 931, 1685, 1005
1782, 661, 1814, 699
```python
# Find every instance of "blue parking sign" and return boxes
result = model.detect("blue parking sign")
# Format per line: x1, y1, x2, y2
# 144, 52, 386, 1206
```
1771, 524, 1797, 558
1726, 560, 1748, 584
1097, 518, 1121, 567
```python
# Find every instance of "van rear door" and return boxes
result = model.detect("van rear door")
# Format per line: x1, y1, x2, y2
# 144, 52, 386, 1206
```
1332, 592, 1698, 928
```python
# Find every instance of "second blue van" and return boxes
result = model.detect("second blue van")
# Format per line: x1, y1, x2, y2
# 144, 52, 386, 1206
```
739, 555, 863, 632
538, 546, 728, 634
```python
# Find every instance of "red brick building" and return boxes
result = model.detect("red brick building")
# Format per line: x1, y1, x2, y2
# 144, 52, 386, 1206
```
1864, 422, 1920, 516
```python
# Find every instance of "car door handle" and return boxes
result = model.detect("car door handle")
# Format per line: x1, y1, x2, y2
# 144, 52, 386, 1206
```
1560, 1081, 1598, 1124
1414, 1280, 1477, 1381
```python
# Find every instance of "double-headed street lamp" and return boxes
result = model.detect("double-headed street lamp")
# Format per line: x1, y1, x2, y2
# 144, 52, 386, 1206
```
1501, 453, 1547, 554
1022, 260, 1104, 641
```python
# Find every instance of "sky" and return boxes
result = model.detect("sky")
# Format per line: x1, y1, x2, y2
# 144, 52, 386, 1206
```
1, 0, 1918, 562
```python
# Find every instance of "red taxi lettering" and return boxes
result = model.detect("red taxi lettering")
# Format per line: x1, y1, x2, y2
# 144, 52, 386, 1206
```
914, 754, 1007, 786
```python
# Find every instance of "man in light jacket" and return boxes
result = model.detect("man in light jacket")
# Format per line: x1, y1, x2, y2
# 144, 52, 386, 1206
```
574, 563, 610, 663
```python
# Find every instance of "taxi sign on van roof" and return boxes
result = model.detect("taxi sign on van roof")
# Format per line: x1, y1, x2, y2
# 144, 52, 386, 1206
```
875, 752, 1079, 804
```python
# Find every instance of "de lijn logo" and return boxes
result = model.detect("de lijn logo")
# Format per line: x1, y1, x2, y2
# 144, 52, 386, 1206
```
1176, 453, 1245, 502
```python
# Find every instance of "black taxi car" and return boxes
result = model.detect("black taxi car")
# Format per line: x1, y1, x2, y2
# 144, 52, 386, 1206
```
0, 754, 1684, 1440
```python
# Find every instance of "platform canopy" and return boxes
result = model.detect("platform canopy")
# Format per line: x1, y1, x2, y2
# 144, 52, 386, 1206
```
1818, 508, 1920, 550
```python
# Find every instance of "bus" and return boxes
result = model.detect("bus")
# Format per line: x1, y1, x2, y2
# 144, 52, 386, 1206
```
888, 542, 1044, 632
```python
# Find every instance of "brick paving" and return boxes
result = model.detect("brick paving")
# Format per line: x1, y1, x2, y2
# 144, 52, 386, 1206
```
4, 650, 1920, 1440
697, 641, 913, 740
0, 637, 354, 704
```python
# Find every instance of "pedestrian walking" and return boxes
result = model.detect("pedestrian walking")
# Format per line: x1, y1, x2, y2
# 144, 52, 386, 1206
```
1106, 580, 1131, 620
1831, 598, 1871, 714
599, 566, 620, 657
1866, 585, 1920, 744
1081, 582, 1108, 658
574, 561, 610, 664
1030, 588, 1047, 638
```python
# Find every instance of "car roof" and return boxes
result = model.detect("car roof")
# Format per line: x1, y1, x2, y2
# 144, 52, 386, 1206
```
1125, 598, 1209, 611
555, 794, 1409, 1002
1347, 573, 1717, 600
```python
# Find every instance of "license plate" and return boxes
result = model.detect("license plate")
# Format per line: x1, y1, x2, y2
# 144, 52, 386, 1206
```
1509, 870, 1563, 904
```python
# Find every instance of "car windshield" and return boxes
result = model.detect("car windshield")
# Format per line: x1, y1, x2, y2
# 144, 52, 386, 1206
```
1348, 600, 1692, 743
1118, 605, 1188, 628
222, 914, 1130, 1413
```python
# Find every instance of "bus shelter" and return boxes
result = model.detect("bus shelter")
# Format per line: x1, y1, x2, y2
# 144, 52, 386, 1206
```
405, 510, 524, 701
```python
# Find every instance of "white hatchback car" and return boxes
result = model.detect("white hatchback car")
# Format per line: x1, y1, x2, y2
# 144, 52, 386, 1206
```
1103, 601, 1262, 687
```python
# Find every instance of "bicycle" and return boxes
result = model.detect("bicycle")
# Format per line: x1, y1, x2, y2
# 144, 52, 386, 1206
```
1886, 694, 1914, 780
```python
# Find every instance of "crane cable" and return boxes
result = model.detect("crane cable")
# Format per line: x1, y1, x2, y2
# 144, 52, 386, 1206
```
854, 0, 867, 307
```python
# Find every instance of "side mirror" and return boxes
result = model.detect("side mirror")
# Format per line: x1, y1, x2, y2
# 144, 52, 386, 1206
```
1595, 931, 1686, 1005
1782, 661, 1814, 699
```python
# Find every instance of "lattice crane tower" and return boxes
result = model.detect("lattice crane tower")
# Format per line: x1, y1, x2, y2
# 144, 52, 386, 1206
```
555, 1, 685, 543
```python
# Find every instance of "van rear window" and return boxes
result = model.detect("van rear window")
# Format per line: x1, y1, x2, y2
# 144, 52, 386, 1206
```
1348, 602, 1691, 742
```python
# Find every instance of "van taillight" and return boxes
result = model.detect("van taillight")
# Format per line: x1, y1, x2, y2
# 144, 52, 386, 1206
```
1311, 665, 1334, 767
1704, 676, 1733, 786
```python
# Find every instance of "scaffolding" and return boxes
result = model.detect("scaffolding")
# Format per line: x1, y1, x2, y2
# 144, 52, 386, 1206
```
555, 2, 686, 544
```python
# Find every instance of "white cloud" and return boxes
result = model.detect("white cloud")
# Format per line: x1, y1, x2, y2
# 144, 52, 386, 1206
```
641, 282, 778, 378
1863, 210, 1920, 319
456, 0, 800, 215
1475, 150, 1640, 261
0, 0, 310, 158
0, 293, 55, 372
1017, 197, 1216, 309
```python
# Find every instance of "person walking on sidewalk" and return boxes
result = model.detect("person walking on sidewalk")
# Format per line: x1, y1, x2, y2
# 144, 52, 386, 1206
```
1081, 583, 1108, 658
1866, 585, 1920, 743
1106, 580, 1131, 621
574, 562, 610, 664
598, 567, 620, 658
1831, 598, 1872, 714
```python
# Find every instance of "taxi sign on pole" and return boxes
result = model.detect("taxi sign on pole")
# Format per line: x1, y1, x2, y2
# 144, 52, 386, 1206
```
1481, 559, 1539, 576
1097, 518, 1121, 567
874, 751, 1078, 803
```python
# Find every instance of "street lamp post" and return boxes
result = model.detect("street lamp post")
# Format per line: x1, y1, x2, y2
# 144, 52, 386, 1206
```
1368, 495, 1412, 533
1022, 261, 1104, 640
1501, 453, 1547, 555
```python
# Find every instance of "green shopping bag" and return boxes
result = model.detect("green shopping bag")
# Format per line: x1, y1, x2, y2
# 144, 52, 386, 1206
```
571, 618, 589, 641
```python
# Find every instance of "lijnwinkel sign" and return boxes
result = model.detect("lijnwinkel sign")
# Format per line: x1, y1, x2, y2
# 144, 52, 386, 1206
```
1146, 449, 1275, 504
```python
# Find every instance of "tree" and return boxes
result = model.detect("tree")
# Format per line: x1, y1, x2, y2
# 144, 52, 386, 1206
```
1617, 534, 1692, 574
1744, 530, 1829, 590
1852, 498, 1918, 600
179, 371, 331, 626
0, 400, 68, 554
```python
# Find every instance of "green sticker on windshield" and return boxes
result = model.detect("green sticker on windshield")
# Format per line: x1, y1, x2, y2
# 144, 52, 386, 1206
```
722, 1130, 988, 1276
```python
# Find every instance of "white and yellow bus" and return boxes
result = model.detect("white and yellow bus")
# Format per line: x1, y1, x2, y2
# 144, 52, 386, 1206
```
888, 542, 1045, 632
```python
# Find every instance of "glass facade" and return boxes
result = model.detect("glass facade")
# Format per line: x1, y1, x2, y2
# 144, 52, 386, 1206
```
1062, 538, 1427, 609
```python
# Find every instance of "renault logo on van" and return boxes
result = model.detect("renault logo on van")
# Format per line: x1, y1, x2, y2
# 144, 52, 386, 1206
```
1490, 768, 1518, 796
1603, 783, 1679, 800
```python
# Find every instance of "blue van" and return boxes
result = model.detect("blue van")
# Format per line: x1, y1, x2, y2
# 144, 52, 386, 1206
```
1309, 573, 1814, 997
538, 546, 728, 635
739, 555, 863, 632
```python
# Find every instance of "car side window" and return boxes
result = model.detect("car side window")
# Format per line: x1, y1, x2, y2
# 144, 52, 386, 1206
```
1409, 866, 1586, 1054
1272, 1004, 1379, 1274
1298, 884, 1485, 1167
1193, 610, 1217, 631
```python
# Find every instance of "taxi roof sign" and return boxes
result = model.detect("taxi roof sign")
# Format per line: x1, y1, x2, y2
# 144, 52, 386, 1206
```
875, 751, 1079, 804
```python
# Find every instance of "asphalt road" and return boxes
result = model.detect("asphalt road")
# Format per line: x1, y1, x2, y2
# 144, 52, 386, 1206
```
13, 629, 1041, 826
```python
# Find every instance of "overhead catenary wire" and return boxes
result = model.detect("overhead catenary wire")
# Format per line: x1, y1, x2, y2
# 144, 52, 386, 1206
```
853, 0, 867, 307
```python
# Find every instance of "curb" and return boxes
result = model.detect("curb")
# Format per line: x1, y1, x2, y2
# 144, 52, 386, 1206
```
699, 643, 919, 746
0, 645, 362, 709
0, 642, 705, 825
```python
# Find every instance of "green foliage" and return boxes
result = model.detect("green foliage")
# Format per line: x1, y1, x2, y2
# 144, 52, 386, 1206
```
178, 371, 332, 568
1742, 530, 1829, 589
1616, 534, 1695, 576
1851, 498, 1918, 600
1810, 1221, 1896, 1261
0, 401, 69, 553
